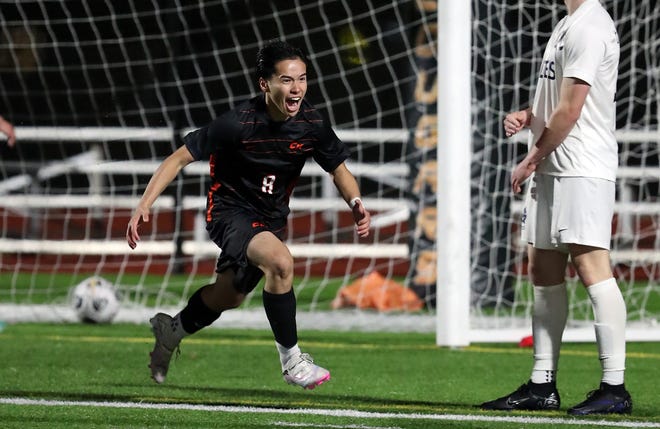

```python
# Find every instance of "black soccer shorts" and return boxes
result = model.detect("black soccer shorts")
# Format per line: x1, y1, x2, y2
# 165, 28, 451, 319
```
206, 206, 286, 294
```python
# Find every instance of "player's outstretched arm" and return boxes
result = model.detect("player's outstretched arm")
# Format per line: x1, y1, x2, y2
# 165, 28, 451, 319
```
330, 162, 371, 238
127, 145, 195, 249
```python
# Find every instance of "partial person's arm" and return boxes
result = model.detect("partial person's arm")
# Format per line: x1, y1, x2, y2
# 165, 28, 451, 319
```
126, 145, 195, 248
511, 77, 590, 193
330, 162, 371, 238
0, 116, 16, 148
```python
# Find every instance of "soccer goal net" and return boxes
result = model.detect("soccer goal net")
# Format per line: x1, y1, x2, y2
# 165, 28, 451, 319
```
0, 1, 658, 343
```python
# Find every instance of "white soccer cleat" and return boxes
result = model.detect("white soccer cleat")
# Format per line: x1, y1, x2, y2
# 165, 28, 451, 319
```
148, 313, 180, 384
282, 352, 331, 390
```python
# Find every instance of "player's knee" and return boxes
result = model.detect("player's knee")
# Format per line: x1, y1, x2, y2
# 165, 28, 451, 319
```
528, 261, 562, 286
265, 253, 294, 282
569, 248, 612, 286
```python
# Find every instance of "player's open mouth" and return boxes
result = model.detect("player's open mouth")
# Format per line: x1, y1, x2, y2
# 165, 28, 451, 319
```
286, 97, 301, 112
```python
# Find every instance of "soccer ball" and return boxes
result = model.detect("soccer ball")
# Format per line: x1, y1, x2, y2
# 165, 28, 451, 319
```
71, 276, 121, 323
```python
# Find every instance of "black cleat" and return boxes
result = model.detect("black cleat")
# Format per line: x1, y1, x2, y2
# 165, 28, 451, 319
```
480, 381, 560, 411
567, 383, 632, 416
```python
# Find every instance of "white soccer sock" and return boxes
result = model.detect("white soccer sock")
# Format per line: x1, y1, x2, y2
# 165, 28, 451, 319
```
587, 278, 627, 385
531, 283, 568, 384
276, 342, 301, 370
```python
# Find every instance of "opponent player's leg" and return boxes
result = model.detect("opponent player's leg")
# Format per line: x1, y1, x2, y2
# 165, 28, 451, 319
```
528, 247, 569, 388
567, 245, 631, 415
247, 231, 330, 389
149, 271, 245, 384
481, 246, 567, 411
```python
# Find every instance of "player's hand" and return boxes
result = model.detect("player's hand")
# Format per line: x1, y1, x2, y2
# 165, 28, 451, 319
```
503, 110, 531, 138
511, 159, 536, 194
351, 199, 371, 238
126, 206, 150, 249
0, 116, 16, 148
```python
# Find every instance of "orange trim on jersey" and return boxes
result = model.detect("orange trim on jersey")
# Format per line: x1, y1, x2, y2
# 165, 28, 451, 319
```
207, 154, 220, 222
206, 182, 221, 222
209, 154, 216, 179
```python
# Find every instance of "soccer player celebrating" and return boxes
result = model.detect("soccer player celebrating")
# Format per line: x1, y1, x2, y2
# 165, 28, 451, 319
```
126, 40, 371, 390
480, 0, 632, 415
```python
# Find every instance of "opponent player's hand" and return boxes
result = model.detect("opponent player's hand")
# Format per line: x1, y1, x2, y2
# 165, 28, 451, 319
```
351, 199, 371, 238
126, 206, 150, 249
511, 159, 536, 194
503, 109, 531, 138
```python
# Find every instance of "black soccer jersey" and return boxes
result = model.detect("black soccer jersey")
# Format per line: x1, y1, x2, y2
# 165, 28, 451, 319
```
184, 95, 350, 220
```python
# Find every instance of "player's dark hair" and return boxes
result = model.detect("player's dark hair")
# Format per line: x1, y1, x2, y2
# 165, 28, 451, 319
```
256, 40, 308, 81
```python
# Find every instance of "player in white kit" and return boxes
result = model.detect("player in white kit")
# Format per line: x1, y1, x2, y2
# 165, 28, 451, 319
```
480, 0, 632, 415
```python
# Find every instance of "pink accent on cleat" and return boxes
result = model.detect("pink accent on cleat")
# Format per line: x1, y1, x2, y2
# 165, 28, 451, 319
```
306, 372, 331, 390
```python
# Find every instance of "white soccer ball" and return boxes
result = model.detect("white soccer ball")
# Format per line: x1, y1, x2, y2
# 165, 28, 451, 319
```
71, 276, 121, 323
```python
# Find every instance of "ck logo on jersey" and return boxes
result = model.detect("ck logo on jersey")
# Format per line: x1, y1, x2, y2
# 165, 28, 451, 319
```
252, 221, 266, 228
289, 141, 304, 151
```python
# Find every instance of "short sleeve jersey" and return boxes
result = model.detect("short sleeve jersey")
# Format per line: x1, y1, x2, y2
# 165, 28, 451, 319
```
184, 95, 350, 220
528, 0, 620, 181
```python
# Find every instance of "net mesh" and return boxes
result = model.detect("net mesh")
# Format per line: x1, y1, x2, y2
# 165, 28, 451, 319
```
0, 0, 657, 339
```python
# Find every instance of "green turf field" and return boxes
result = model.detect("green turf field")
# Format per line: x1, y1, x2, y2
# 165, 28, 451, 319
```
0, 322, 658, 428
3, 271, 658, 323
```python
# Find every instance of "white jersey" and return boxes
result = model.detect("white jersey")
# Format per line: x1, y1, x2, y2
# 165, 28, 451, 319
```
528, 0, 620, 181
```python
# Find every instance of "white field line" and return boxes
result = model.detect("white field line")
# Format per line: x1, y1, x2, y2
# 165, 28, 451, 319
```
273, 422, 403, 429
0, 397, 658, 428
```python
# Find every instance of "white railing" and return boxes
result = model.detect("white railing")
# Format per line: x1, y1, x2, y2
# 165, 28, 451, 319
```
0, 126, 657, 264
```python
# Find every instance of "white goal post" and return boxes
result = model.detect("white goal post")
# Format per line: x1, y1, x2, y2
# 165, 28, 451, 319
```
435, 0, 471, 347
